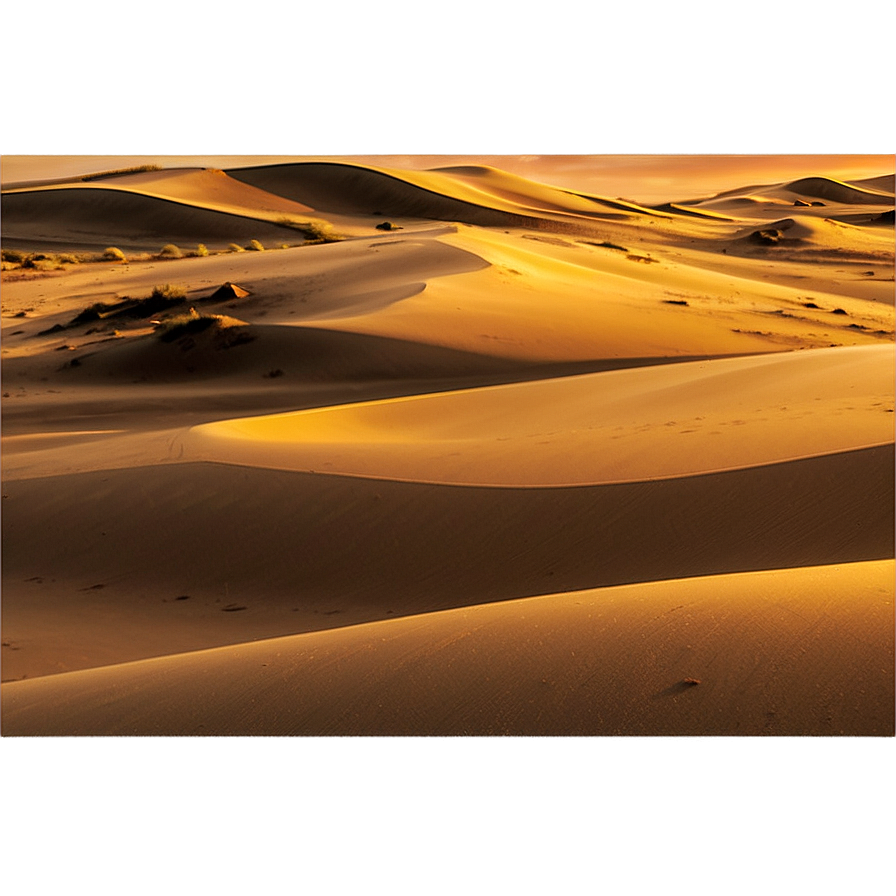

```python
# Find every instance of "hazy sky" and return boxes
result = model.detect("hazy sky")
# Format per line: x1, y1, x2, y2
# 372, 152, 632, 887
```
2, 154, 892, 204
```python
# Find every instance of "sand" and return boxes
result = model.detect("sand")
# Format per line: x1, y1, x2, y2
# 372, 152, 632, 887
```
1, 155, 893, 736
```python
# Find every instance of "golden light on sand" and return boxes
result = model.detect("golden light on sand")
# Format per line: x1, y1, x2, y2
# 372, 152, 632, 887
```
1, 154, 893, 736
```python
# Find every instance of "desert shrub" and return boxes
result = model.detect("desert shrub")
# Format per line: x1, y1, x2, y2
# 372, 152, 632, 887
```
228, 243, 245, 253
1, 249, 27, 264
276, 217, 343, 242
23, 257, 57, 271
159, 244, 183, 259
68, 284, 186, 328
375, 221, 395, 231
150, 284, 186, 302
157, 311, 218, 341
0, 260, 17, 271
57, 253, 80, 264
70, 301, 118, 326
103, 247, 127, 262
245, 239, 265, 252
194, 244, 208, 257
155, 311, 248, 344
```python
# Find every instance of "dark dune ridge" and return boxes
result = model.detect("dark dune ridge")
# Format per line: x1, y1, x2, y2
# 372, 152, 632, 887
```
226, 161, 643, 229
1, 187, 299, 252
2, 444, 891, 677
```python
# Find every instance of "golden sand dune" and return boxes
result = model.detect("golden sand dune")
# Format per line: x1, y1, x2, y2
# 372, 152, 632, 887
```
1, 444, 891, 680
227, 161, 661, 228
3, 562, 891, 736
730, 213, 895, 258
187, 345, 894, 486
299, 226, 893, 360
1, 156, 893, 736
1, 187, 301, 252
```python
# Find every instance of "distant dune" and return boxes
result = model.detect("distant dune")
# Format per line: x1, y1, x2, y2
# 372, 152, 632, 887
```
1, 187, 299, 251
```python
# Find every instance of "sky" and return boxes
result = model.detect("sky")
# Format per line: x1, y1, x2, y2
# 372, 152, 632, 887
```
2, 154, 893, 204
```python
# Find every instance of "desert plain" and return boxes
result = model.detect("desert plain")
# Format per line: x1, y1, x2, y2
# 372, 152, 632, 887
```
0, 155, 893, 736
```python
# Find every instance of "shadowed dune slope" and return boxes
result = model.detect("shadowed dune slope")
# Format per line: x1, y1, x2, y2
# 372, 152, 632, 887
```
82, 167, 317, 216
1, 188, 298, 251
227, 162, 546, 225
3, 561, 892, 736
1, 445, 892, 678
59, 322, 537, 384
226, 162, 647, 227
850, 174, 896, 193
781, 176, 895, 204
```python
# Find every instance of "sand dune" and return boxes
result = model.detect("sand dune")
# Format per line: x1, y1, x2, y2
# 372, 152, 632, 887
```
227, 161, 663, 229
3, 562, 891, 736
1, 444, 891, 680
780, 176, 894, 205
2, 155, 893, 736
188, 346, 894, 486
1, 187, 301, 252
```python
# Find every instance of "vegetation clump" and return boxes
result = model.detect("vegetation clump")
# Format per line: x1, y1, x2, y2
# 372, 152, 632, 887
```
68, 284, 187, 327
159, 244, 183, 259
157, 311, 219, 341
155, 310, 251, 345
103, 247, 127, 262
245, 239, 265, 252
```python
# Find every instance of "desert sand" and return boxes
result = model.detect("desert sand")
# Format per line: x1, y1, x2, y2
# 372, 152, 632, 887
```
1, 156, 893, 736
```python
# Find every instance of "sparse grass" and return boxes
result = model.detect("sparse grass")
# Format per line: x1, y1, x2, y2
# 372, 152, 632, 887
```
156, 311, 219, 341
68, 284, 187, 327
276, 217, 343, 243
103, 247, 127, 262
228, 243, 245, 253
159, 244, 183, 259
156, 310, 249, 343
245, 239, 265, 252
151, 284, 186, 302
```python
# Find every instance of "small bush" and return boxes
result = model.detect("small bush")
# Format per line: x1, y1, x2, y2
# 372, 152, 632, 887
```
194, 244, 208, 257
150, 284, 186, 302
157, 311, 218, 341
1, 249, 27, 264
70, 301, 118, 326
276, 217, 343, 242
57, 253, 80, 264
245, 239, 265, 252
228, 243, 245, 253
103, 247, 127, 262
156, 311, 248, 343
159, 244, 183, 259
0, 260, 17, 271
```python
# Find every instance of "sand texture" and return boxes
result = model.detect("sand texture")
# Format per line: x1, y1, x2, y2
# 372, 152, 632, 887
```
2, 156, 893, 736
